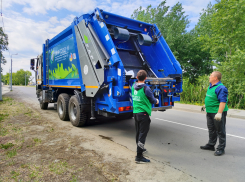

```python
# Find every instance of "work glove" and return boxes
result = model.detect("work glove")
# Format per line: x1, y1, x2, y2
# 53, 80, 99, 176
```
201, 105, 205, 112
214, 113, 222, 121
156, 99, 159, 105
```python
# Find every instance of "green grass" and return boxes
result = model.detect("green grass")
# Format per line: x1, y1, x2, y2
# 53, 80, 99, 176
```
49, 161, 68, 175
11, 170, 20, 180
8, 160, 16, 166
0, 143, 14, 149
0, 97, 13, 105
0, 125, 8, 136
0, 114, 9, 122
181, 76, 245, 109
33, 138, 42, 145
29, 165, 43, 179
180, 76, 209, 105
70, 175, 78, 182
24, 110, 32, 117
6, 149, 17, 158
21, 164, 28, 168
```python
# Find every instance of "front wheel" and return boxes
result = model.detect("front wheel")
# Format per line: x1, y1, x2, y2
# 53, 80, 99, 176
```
39, 91, 48, 110
68, 95, 89, 127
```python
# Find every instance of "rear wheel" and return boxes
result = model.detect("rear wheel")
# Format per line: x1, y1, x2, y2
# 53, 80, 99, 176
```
68, 95, 89, 127
39, 91, 48, 110
57, 93, 70, 121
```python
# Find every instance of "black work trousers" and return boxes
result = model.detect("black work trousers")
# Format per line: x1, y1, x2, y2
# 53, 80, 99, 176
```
207, 111, 227, 150
134, 112, 151, 157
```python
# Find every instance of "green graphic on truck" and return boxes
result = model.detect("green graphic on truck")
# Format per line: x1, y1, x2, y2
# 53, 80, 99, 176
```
48, 37, 79, 80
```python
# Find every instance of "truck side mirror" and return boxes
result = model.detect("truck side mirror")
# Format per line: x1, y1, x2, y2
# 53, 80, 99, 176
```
30, 59, 35, 70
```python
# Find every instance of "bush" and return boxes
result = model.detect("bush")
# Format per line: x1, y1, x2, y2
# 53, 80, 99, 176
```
180, 75, 209, 105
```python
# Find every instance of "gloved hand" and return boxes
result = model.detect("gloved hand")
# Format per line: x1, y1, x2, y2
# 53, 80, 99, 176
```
214, 113, 222, 121
156, 99, 159, 105
201, 105, 205, 112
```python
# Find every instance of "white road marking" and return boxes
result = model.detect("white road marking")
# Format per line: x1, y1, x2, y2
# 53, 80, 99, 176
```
155, 118, 245, 140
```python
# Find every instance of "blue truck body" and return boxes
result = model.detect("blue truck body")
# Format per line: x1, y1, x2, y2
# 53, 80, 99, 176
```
32, 8, 183, 126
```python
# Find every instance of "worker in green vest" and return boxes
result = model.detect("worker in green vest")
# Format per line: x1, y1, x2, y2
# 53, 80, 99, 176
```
200, 71, 228, 156
132, 70, 159, 163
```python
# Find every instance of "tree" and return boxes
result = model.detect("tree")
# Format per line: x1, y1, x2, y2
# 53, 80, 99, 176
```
200, 0, 245, 62
218, 49, 245, 109
196, 3, 214, 43
180, 30, 213, 82
3, 70, 32, 85
14, 69, 32, 85
0, 27, 8, 100
4, 73, 10, 85
213, 0, 245, 109
180, 2, 214, 82
131, 1, 189, 59
132, 1, 213, 82
198, 0, 245, 109
0, 27, 8, 70
131, 5, 157, 24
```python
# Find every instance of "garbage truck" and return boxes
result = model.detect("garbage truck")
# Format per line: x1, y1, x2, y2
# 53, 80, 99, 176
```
30, 8, 183, 127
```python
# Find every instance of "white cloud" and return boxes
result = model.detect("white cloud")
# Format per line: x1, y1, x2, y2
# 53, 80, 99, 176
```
5, 0, 96, 15
98, 0, 163, 18
49, 17, 59, 25
2, 11, 76, 76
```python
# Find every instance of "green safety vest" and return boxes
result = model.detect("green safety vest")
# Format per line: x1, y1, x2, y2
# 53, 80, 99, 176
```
205, 83, 229, 113
131, 84, 152, 116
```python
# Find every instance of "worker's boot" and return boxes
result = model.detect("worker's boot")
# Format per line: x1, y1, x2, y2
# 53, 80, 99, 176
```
214, 149, 225, 156
200, 144, 215, 151
135, 156, 150, 164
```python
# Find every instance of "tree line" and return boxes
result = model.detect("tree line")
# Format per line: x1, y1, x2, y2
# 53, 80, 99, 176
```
131, 0, 245, 109
1, 69, 33, 85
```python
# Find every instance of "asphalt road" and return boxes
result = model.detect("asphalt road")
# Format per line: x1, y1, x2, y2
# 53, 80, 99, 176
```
10, 86, 245, 182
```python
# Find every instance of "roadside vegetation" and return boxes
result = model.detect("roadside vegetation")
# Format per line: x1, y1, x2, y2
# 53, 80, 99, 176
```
178, 75, 209, 106
1, 69, 33, 86
132, 0, 245, 109
0, 96, 126, 181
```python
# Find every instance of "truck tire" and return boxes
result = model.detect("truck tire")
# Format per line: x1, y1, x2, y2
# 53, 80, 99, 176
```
40, 102, 48, 110
57, 93, 70, 121
39, 91, 48, 110
115, 112, 133, 120
68, 95, 88, 127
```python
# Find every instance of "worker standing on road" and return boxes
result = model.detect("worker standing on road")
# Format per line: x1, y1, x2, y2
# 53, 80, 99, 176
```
132, 70, 159, 163
201, 71, 228, 156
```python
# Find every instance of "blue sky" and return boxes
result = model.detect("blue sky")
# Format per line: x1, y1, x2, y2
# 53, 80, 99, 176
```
1, 0, 216, 79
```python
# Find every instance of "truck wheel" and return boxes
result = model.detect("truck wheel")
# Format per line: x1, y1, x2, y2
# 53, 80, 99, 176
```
39, 91, 48, 110
68, 95, 88, 127
115, 112, 133, 120
40, 102, 48, 110
57, 93, 70, 121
